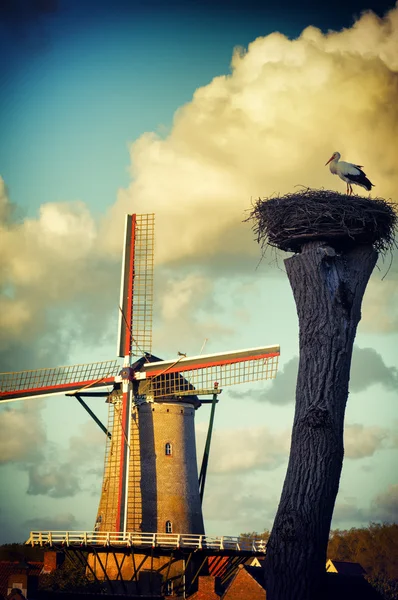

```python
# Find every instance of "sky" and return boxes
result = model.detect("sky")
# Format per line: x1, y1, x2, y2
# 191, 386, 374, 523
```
0, 0, 397, 543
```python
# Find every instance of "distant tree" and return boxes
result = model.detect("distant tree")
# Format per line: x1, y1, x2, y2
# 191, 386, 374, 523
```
39, 554, 103, 593
366, 576, 398, 600
328, 523, 398, 600
328, 523, 398, 580
239, 529, 270, 550
240, 529, 270, 542
0, 543, 44, 562
243, 523, 398, 599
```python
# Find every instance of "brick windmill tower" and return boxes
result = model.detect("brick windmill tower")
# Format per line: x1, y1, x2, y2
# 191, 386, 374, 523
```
0, 214, 280, 544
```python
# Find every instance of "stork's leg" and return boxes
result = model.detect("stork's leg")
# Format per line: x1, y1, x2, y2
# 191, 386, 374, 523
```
346, 183, 349, 195
349, 184, 353, 195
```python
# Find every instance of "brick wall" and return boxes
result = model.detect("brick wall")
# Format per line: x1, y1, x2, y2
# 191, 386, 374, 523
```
94, 396, 205, 536
137, 400, 205, 534
43, 551, 63, 573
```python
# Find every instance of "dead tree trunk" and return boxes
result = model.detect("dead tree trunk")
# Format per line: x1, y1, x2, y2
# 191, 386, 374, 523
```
265, 241, 377, 600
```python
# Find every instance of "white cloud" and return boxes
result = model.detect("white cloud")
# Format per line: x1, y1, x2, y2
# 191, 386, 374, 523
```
195, 419, 396, 481
371, 483, 398, 522
24, 513, 81, 532
203, 473, 279, 534
0, 405, 105, 499
1, 5, 397, 370
0, 401, 46, 464
160, 274, 212, 320
332, 500, 370, 526
332, 482, 398, 528
0, 179, 120, 370
362, 278, 398, 333
344, 424, 390, 459
102, 5, 398, 268
206, 426, 289, 474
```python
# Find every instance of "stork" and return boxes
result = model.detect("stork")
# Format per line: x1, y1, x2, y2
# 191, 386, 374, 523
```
325, 151, 374, 195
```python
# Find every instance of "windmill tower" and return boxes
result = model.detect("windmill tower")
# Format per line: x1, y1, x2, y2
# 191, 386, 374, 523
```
0, 213, 280, 550
95, 214, 205, 536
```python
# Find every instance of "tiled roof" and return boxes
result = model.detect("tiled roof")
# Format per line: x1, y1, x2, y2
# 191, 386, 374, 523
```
221, 566, 382, 600
0, 561, 43, 598
243, 566, 266, 588
328, 560, 367, 576
325, 573, 383, 599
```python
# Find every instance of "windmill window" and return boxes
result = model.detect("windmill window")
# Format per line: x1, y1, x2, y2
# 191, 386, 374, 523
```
165, 443, 172, 456
165, 521, 172, 534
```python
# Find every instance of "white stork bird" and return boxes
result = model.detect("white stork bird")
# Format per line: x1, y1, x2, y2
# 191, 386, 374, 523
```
325, 151, 374, 195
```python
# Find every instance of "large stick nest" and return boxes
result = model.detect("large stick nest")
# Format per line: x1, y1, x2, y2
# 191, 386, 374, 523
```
248, 189, 397, 254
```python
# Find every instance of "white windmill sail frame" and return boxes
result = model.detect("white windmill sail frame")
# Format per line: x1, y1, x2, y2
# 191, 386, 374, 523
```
138, 345, 280, 375
135, 345, 280, 398
117, 214, 133, 359
0, 359, 121, 403
117, 213, 155, 360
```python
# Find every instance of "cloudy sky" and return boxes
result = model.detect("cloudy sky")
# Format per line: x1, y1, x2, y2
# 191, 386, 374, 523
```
0, 0, 397, 543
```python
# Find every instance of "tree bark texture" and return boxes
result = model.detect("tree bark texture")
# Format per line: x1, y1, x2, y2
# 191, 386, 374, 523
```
265, 242, 377, 600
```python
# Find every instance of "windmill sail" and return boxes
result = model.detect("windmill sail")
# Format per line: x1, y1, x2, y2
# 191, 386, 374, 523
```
0, 360, 120, 402
118, 213, 154, 359
135, 345, 280, 398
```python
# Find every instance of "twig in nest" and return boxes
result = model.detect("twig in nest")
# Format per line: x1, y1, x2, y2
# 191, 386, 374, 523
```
246, 189, 397, 255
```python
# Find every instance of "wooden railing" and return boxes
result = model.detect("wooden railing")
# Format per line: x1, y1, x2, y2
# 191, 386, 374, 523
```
26, 531, 267, 552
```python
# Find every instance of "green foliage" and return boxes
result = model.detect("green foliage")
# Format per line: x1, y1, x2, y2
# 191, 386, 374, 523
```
239, 529, 270, 545
0, 543, 44, 562
328, 523, 398, 600
242, 524, 398, 599
366, 576, 398, 600
327, 523, 398, 580
38, 555, 103, 593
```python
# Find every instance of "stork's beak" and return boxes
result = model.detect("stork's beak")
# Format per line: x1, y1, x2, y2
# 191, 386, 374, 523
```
325, 156, 334, 166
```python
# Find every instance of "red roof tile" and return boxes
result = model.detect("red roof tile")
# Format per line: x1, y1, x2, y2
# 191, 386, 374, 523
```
0, 561, 43, 598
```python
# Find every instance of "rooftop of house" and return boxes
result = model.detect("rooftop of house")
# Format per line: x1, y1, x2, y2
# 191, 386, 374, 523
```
0, 561, 43, 599
190, 564, 383, 600
325, 573, 383, 599
326, 559, 367, 576
243, 565, 266, 588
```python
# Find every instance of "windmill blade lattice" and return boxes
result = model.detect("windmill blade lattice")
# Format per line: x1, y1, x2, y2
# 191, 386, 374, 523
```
118, 213, 154, 359
0, 360, 120, 402
136, 345, 280, 398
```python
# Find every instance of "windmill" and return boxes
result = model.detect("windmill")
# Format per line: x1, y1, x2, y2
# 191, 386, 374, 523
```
0, 213, 280, 542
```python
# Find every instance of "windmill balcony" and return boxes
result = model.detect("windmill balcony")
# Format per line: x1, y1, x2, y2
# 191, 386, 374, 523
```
26, 531, 267, 553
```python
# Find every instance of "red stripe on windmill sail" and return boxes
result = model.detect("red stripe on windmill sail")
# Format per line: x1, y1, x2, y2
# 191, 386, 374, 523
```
0, 378, 116, 402
138, 346, 280, 397
0, 360, 120, 402
117, 214, 155, 358
118, 214, 135, 358
116, 390, 130, 532
141, 345, 280, 377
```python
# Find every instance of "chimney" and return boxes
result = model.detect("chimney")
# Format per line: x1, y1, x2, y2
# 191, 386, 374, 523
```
196, 576, 220, 598
42, 551, 64, 574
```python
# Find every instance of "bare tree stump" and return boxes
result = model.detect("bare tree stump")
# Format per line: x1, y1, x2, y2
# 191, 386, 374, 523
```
265, 241, 378, 600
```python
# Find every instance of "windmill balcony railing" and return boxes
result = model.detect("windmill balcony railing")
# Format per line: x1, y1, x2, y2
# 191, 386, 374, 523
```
26, 531, 267, 553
